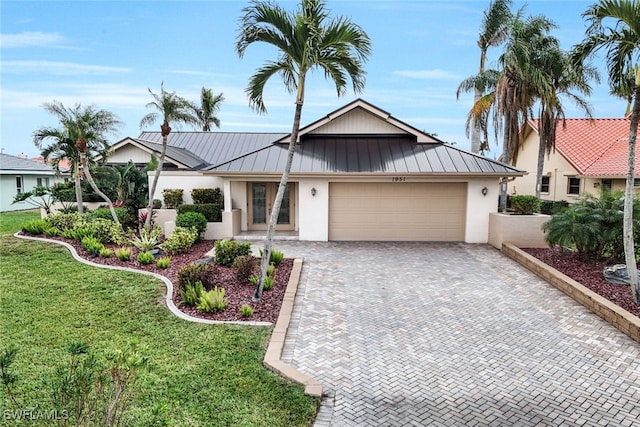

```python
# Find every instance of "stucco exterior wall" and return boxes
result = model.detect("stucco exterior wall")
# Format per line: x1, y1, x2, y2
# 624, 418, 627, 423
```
107, 144, 154, 164
465, 178, 499, 243
1, 173, 59, 212
150, 172, 223, 206
298, 179, 329, 241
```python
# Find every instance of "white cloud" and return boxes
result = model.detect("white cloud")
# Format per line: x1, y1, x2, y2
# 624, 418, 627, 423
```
2, 60, 132, 75
393, 69, 462, 80
0, 32, 69, 48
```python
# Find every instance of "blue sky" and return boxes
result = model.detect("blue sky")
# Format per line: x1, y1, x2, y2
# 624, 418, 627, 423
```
0, 0, 625, 159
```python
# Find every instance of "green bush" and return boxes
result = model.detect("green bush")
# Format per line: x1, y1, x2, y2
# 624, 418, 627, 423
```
540, 200, 569, 215
71, 227, 94, 242
115, 247, 132, 261
162, 189, 184, 209
215, 240, 251, 267
156, 256, 171, 269
45, 212, 84, 232
160, 226, 198, 255
21, 219, 49, 235
510, 195, 541, 214
137, 251, 155, 265
263, 276, 275, 291
81, 236, 104, 256
176, 262, 217, 291
177, 203, 222, 222
180, 280, 204, 306
99, 247, 113, 258
267, 264, 276, 278
240, 304, 254, 317
259, 248, 285, 266
91, 206, 128, 223
176, 212, 207, 241
197, 287, 228, 313
86, 218, 120, 244
233, 255, 256, 282
44, 227, 61, 237
152, 199, 162, 209
191, 188, 217, 205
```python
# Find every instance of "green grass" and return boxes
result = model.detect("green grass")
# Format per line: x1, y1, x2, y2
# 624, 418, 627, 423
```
0, 211, 317, 426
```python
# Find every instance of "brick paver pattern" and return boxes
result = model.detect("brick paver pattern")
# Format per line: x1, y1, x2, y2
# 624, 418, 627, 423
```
274, 242, 640, 427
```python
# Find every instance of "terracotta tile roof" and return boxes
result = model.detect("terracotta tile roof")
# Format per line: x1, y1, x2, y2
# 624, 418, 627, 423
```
529, 118, 640, 177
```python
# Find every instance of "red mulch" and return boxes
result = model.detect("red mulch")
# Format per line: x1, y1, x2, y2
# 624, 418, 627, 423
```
25, 234, 290, 323
523, 247, 640, 317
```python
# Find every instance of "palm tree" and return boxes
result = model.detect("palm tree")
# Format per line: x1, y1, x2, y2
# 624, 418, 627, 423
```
140, 83, 198, 228
237, 0, 371, 301
458, 0, 513, 154
34, 102, 120, 218
571, 0, 640, 304
194, 87, 224, 131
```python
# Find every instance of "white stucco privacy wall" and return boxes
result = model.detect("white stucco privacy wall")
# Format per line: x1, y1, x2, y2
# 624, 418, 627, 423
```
150, 172, 223, 206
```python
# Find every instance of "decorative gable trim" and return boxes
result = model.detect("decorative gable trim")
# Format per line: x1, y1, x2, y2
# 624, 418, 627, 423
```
105, 137, 188, 169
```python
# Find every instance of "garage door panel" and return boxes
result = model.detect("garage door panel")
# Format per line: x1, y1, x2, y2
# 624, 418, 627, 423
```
329, 182, 466, 241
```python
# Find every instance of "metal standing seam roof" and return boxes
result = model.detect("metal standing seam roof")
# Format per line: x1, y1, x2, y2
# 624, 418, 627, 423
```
132, 138, 209, 169
0, 153, 55, 174
137, 131, 288, 168
205, 136, 523, 175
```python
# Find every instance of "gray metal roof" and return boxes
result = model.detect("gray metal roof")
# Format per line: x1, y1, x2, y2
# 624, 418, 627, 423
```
132, 138, 209, 169
0, 153, 55, 174
206, 136, 524, 175
137, 131, 287, 168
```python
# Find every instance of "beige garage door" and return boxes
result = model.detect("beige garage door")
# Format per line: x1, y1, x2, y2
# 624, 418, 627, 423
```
329, 182, 466, 241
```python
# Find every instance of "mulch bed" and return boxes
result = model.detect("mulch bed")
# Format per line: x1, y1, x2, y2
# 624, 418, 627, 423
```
523, 247, 640, 318
24, 234, 290, 324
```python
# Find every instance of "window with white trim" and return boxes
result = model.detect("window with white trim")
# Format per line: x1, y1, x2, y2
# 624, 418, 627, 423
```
16, 176, 23, 194
36, 177, 50, 188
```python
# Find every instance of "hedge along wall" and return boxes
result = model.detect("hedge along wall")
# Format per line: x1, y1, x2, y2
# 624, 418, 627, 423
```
177, 203, 222, 222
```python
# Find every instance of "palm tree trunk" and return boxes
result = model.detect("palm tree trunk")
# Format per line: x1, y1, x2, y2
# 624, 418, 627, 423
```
623, 84, 640, 305
74, 162, 84, 214
80, 153, 121, 226
499, 109, 512, 212
535, 137, 546, 199
145, 135, 167, 228
470, 89, 483, 154
254, 93, 304, 301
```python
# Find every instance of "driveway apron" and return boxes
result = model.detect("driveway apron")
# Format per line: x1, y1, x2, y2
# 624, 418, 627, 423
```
270, 241, 640, 427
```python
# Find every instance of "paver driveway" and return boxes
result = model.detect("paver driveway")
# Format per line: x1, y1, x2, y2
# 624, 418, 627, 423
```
270, 241, 640, 426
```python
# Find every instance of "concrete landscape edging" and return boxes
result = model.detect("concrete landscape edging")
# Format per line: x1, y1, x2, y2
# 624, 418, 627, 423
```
502, 242, 640, 344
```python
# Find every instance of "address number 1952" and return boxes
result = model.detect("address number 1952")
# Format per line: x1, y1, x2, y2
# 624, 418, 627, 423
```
392, 177, 406, 182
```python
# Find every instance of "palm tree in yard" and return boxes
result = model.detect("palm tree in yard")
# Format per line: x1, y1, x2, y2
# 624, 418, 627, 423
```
457, 0, 513, 154
571, 0, 640, 304
237, 0, 371, 301
140, 83, 198, 228
34, 102, 121, 220
194, 87, 225, 131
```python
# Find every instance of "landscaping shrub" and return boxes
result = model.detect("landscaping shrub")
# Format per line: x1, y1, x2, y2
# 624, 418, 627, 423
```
152, 199, 162, 209
44, 227, 61, 237
240, 304, 254, 317
511, 195, 541, 214
115, 247, 132, 261
45, 212, 84, 232
233, 255, 256, 282
71, 227, 94, 242
21, 219, 49, 235
214, 240, 251, 267
197, 287, 228, 313
160, 226, 198, 255
180, 280, 204, 306
81, 236, 104, 256
177, 203, 222, 222
162, 189, 184, 209
540, 200, 569, 215
91, 206, 128, 224
156, 256, 171, 269
263, 276, 275, 290
87, 218, 120, 244
130, 226, 162, 252
259, 247, 285, 266
191, 188, 218, 204
176, 212, 208, 241
137, 251, 155, 265
99, 247, 113, 258
176, 262, 217, 291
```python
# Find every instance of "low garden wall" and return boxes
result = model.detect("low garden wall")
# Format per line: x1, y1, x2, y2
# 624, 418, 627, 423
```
488, 212, 549, 249
502, 243, 640, 344
163, 208, 241, 240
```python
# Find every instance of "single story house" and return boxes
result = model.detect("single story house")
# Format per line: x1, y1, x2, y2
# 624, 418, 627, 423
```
0, 153, 59, 212
108, 99, 524, 243
509, 118, 640, 201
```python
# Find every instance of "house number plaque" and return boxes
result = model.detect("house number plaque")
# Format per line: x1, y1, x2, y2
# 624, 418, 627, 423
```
392, 177, 406, 182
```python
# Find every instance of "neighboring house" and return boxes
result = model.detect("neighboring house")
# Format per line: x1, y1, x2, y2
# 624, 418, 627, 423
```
509, 118, 640, 201
108, 99, 523, 242
0, 153, 59, 212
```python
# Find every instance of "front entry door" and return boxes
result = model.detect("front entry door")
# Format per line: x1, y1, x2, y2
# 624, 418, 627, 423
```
248, 182, 295, 231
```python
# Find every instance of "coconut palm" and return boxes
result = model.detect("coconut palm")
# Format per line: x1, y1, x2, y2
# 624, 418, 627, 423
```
140, 83, 198, 228
194, 87, 224, 131
34, 102, 120, 219
571, 0, 640, 304
237, 0, 371, 300
458, 0, 514, 154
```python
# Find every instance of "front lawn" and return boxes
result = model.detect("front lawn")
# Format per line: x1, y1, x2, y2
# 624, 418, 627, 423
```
0, 210, 317, 426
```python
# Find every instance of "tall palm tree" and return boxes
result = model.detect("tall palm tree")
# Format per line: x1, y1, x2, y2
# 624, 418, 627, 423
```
571, 0, 640, 304
194, 87, 224, 131
237, 0, 371, 301
458, 0, 513, 154
140, 82, 198, 228
34, 102, 120, 217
